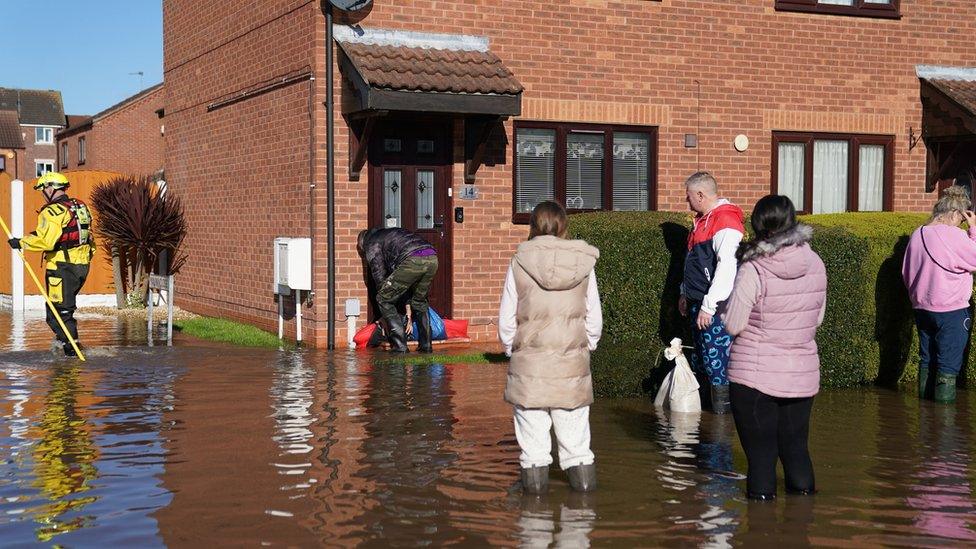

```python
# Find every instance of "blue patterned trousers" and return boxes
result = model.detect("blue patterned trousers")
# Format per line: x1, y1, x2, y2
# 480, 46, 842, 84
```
687, 300, 732, 386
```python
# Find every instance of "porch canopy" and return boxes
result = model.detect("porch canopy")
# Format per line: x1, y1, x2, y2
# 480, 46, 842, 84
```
917, 66, 976, 190
335, 27, 523, 181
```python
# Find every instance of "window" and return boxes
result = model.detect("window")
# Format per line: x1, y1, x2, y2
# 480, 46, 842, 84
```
34, 127, 54, 144
0, 156, 5, 173
35, 160, 54, 177
60, 142, 68, 168
79, 137, 87, 164
775, 0, 899, 19
513, 122, 657, 222
772, 132, 893, 214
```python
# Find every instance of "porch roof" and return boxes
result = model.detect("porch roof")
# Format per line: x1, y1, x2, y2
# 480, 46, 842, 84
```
917, 65, 976, 132
336, 27, 523, 116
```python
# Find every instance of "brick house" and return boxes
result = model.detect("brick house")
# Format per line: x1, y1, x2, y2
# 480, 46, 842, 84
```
163, 0, 976, 347
0, 88, 65, 179
57, 83, 165, 178
0, 110, 25, 177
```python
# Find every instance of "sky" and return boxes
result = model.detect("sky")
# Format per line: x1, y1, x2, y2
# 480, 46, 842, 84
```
0, 1, 163, 116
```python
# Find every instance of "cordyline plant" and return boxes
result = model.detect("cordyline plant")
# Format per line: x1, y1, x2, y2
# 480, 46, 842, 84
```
90, 175, 187, 307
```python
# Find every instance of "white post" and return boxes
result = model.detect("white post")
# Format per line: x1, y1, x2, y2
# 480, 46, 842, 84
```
167, 275, 174, 345
147, 287, 154, 347
296, 289, 303, 343
10, 179, 23, 316
278, 295, 284, 340
344, 298, 361, 349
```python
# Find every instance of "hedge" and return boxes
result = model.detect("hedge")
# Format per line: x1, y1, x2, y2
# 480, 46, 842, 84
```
570, 211, 973, 398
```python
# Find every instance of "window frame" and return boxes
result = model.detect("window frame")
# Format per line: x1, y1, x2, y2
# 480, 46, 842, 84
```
775, 0, 900, 19
34, 127, 54, 144
35, 159, 55, 177
0, 156, 6, 173
78, 136, 87, 165
771, 131, 895, 214
60, 141, 68, 168
512, 120, 658, 224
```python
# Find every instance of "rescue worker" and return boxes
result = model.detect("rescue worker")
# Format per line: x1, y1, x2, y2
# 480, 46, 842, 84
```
7, 172, 95, 357
357, 227, 438, 353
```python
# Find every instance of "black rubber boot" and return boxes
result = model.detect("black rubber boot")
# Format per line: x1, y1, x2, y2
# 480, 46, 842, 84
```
521, 466, 549, 495
416, 311, 433, 354
934, 373, 957, 404
786, 487, 816, 496
567, 463, 597, 492
63, 343, 78, 358
918, 367, 930, 399
385, 315, 409, 353
711, 385, 731, 415
747, 492, 776, 502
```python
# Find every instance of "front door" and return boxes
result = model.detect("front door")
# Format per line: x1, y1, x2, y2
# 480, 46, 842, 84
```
368, 117, 454, 319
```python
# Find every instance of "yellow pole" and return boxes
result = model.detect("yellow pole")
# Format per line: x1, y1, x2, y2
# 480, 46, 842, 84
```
0, 214, 86, 361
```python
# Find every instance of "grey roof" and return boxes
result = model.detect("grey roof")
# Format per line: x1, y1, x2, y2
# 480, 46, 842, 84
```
0, 88, 65, 127
0, 110, 25, 149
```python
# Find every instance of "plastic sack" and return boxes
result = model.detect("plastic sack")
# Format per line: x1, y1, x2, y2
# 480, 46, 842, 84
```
409, 308, 447, 341
653, 338, 702, 413
353, 322, 378, 347
443, 318, 468, 339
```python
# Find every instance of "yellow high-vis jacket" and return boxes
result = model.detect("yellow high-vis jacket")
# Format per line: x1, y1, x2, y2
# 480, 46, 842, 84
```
20, 200, 96, 270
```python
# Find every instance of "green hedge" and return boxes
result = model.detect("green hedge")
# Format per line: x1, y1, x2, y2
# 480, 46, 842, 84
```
571, 211, 973, 398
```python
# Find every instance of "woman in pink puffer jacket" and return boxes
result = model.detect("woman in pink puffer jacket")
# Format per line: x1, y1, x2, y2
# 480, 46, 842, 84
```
722, 195, 827, 501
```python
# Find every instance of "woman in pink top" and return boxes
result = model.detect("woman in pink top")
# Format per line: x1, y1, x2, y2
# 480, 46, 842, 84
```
901, 186, 976, 404
722, 195, 827, 501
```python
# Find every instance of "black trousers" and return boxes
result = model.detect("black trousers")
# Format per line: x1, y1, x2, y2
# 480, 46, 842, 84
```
45, 262, 89, 344
730, 382, 815, 497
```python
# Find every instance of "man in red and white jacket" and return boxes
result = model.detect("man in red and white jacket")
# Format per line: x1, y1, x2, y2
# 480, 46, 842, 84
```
678, 172, 745, 414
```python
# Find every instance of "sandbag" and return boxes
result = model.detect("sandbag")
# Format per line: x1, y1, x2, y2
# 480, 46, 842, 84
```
443, 318, 468, 339
353, 322, 378, 347
653, 338, 701, 413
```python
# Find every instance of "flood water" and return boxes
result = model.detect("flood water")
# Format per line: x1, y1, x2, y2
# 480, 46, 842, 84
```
1, 316, 975, 547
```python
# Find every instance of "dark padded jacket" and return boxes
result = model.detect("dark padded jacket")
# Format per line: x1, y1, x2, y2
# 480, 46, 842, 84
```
362, 228, 434, 284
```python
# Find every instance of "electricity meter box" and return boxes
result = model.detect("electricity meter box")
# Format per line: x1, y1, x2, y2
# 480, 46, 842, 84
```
273, 237, 312, 294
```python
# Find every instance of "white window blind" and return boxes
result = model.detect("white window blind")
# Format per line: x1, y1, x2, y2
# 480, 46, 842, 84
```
777, 142, 806, 212
812, 140, 849, 214
566, 133, 604, 210
516, 129, 555, 213
613, 132, 649, 211
858, 145, 885, 212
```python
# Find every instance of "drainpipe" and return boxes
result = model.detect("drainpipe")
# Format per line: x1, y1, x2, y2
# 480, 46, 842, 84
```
325, 5, 337, 349
307, 71, 316, 344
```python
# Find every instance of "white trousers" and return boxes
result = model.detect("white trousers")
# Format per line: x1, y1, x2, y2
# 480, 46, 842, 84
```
513, 406, 594, 470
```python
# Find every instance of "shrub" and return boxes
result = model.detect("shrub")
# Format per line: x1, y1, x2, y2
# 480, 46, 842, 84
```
569, 210, 967, 398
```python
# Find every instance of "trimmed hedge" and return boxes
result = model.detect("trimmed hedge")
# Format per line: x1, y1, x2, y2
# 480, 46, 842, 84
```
571, 211, 972, 398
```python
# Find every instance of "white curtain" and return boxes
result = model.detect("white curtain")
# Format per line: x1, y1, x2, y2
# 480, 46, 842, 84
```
777, 142, 805, 211
613, 132, 649, 211
858, 145, 885, 211
516, 129, 555, 213
819, 0, 854, 5
813, 140, 849, 214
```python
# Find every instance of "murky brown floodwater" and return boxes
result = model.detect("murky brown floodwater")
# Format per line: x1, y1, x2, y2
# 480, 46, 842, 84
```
0, 315, 975, 547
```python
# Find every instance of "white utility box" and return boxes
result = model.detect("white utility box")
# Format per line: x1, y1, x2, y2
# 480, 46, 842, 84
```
274, 237, 312, 295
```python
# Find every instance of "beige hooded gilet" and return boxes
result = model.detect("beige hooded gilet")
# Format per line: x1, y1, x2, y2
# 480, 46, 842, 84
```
504, 236, 600, 409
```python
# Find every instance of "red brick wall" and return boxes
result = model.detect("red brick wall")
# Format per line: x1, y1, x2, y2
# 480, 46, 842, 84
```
57, 87, 164, 176
166, 0, 976, 347
164, 0, 321, 341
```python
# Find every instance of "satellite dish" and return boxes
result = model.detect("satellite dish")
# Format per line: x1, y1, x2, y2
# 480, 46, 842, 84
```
325, 0, 373, 25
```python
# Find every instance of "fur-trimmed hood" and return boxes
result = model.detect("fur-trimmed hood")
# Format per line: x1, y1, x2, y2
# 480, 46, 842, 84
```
736, 224, 815, 280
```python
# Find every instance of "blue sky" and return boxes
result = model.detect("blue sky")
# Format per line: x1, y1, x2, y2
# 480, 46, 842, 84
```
0, 1, 162, 116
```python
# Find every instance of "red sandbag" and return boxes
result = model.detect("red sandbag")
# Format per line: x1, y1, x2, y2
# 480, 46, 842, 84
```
443, 318, 468, 339
353, 322, 377, 347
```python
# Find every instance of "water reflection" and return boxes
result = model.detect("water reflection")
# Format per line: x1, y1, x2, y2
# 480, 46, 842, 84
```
2, 343, 976, 546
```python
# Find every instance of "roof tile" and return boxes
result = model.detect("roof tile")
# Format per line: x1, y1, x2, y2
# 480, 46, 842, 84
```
339, 42, 523, 96
0, 110, 25, 149
0, 89, 65, 127
926, 79, 976, 116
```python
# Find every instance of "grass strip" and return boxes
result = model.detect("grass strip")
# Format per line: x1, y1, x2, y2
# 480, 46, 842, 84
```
174, 316, 289, 349
373, 351, 508, 366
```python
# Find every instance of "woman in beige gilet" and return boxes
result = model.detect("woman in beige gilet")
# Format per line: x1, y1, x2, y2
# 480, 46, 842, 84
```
498, 201, 603, 494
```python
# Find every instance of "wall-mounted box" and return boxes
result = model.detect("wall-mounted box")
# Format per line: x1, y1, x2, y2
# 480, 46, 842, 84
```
273, 237, 311, 294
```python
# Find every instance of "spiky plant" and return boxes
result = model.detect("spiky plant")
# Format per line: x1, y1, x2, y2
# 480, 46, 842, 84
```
90, 175, 187, 306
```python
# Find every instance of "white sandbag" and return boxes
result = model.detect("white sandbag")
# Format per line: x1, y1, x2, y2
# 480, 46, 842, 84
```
653, 338, 701, 413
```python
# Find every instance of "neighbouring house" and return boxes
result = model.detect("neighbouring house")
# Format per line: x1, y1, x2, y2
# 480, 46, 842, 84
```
163, 0, 976, 347
0, 110, 25, 178
0, 88, 65, 179
57, 83, 165, 178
